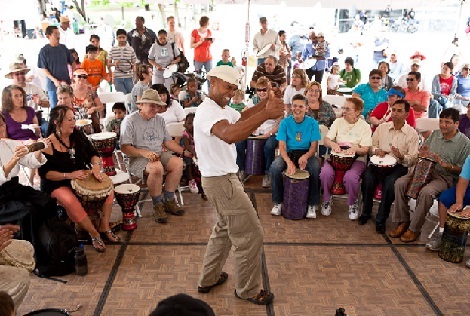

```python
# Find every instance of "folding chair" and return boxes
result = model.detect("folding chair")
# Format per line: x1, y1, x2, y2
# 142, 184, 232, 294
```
166, 122, 189, 205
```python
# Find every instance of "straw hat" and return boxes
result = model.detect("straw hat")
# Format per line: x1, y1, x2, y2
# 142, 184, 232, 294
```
136, 89, 166, 106
60, 16, 70, 23
5, 63, 30, 79
207, 65, 240, 86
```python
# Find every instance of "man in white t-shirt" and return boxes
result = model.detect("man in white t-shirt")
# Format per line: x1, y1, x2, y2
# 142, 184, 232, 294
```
166, 16, 185, 54
252, 17, 280, 65
58, 16, 75, 48
194, 65, 283, 305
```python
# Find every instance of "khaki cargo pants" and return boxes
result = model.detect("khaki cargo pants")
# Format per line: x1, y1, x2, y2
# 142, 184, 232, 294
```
198, 173, 264, 299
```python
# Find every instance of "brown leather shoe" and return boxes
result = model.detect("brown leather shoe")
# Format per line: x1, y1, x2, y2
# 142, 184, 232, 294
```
389, 221, 410, 238
400, 229, 421, 243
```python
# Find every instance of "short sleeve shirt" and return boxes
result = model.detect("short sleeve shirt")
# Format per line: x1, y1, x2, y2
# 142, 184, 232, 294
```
277, 115, 321, 151
353, 83, 388, 116
460, 156, 470, 180
38, 44, 74, 90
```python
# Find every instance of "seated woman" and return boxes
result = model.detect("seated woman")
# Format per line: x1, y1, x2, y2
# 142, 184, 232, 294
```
369, 85, 416, 132
455, 63, 470, 110
71, 69, 104, 133
320, 97, 372, 220
352, 69, 388, 118
153, 84, 185, 124
2, 85, 41, 141
378, 61, 393, 91
130, 64, 153, 113
270, 94, 321, 219
38, 106, 120, 252
236, 77, 281, 188
283, 68, 308, 112
429, 61, 457, 118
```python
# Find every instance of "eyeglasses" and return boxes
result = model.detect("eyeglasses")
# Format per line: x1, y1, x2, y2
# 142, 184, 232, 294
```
13, 72, 26, 76
406, 78, 415, 81
309, 89, 321, 93
370, 76, 381, 80
342, 107, 354, 112
463, 68, 469, 71
257, 88, 268, 92
75, 75, 88, 79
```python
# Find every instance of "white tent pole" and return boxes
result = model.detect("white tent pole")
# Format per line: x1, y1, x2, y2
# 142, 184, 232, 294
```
243, 0, 251, 91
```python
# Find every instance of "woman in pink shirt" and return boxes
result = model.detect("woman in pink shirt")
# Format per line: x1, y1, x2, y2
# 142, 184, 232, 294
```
429, 62, 457, 118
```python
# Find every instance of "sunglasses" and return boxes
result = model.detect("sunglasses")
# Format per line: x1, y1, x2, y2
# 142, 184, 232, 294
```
406, 78, 415, 81
13, 72, 26, 76
370, 76, 381, 80
75, 74, 88, 79
257, 88, 268, 92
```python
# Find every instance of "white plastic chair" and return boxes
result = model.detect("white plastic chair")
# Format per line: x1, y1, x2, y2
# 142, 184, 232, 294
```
165, 121, 189, 205
415, 117, 439, 133
323, 95, 347, 108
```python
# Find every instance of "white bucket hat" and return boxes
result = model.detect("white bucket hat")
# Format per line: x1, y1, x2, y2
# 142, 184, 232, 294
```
206, 65, 240, 86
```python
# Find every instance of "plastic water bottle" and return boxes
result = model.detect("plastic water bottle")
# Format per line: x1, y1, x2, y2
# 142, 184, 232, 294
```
74, 245, 88, 276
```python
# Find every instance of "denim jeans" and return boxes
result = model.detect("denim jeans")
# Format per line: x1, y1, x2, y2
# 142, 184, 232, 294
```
428, 97, 452, 118
114, 77, 134, 94
47, 90, 58, 109
194, 60, 212, 90
236, 135, 278, 173
270, 155, 321, 205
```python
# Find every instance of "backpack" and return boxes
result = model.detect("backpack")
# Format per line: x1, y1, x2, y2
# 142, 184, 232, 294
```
171, 42, 190, 73
35, 217, 78, 277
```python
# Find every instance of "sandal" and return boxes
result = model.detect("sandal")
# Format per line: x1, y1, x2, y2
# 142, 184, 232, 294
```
99, 229, 121, 243
91, 236, 106, 253
198, 272, 228, 293
235, 289, 274, 305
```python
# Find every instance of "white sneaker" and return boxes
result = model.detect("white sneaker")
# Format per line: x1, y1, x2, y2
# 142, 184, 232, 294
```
271, 204, 282, 216
189, 179, 199, 194
348, 201, 359, 220
306, 205, 317, 219
321, 199, 332, 216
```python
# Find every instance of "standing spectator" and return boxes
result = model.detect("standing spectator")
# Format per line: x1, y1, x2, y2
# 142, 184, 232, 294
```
108, 29, 137, 95
88, 34, 112, 82
429, 62, 457, 118
82, 45, 107, 91
278, 30, 292, 84
148, 29, 180, 90
288, 28, 308, 63
166, 16, 185, 54
253, 17, 280, 65
58, 16, 75, 48
38, 25, 75, 108
302, 31, 330, 83
388, 52, 405, 81
127, 16, 156, 66
190, 16, 214, 77
339, 57, 361, 88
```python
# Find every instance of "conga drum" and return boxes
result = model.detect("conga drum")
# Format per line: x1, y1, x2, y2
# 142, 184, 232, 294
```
282, 169, 310, 220
75, 119, 92, 135
114, 184, 141, 231
329, 152, 356, 195
90, 132, 117, 176
405, 157, 435, 199
438, 210, 470, 263
0, 239, 35, 272
369, 154, 397, 200
71, 172, 114, 228
245, 136, 267, 175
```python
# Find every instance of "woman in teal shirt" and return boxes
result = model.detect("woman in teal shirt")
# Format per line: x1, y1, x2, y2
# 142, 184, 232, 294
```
352, 69, 387, 117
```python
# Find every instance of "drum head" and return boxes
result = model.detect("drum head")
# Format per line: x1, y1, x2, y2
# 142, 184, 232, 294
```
448, 210, 470, 219
110, 170, 130, 185
284, 169, 309, 180
337, 87, 353, 93
90, 132, 117, 141
71, 172, 113, 192
0, 240, 35, 272
23, 309, 70, 315
331, 151, 355, 158
163, 64, 178, 78
256, 43, 272, 57
76, 119, 92, 127
370, 154, 397, 166
115, 183, 140, 194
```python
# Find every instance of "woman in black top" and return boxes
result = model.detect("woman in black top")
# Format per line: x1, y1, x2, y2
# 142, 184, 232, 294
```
39, 106, 119, 252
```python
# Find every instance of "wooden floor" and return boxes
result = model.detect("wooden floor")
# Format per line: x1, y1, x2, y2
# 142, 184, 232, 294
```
17, 175, 470, 316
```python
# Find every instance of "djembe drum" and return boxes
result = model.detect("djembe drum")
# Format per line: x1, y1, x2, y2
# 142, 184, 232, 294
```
405, 157, 436, 199
114, 184, 141, 231
329, 152, 356, 195
438, 210, 470, 263
281, 169, 310, 220
75, 119, 92, 135
71, 172, 113, 229
245, 136, 267, 175
0, 239, 35, 272
369, 154, 397, 200
90, 132, 117, 176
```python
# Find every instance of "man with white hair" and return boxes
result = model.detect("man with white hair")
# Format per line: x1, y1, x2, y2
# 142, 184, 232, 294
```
195, 65, 283, 305
396, 59, 427, 91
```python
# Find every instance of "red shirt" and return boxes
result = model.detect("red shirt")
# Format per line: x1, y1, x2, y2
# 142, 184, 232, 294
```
439, 75, 454, 96
370, 101, 416, 132
191, 29, 212, 63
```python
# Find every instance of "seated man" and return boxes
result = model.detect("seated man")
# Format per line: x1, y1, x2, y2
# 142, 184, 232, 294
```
360, 100, 419, 233
390, 108, 470, 242
396, 59, 427, 91
250, 55, 286, 90
404, 71, 430, 119
120, 89, 192, 224
0, 225, 31, 309
270, 94, 321, 218
426, 155, 470, 269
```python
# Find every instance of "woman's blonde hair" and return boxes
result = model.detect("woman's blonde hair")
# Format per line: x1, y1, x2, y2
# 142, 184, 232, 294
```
233, 89, 244, 99
304, 81, 323, 103
292, 69, 308, 88
256, 76, 270, 88
56, 84, 74, 97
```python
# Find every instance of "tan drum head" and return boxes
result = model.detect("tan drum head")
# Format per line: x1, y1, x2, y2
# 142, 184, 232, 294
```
448, 210, 470, 219
76, 119, 92, 127
284, 169, 310, 179
115, 183, 140, 194
90, 132, 117, 141
256, 43, 272, 57
370, 154, 397, 167
0, 240, 35, 272
72, 172, 113, 192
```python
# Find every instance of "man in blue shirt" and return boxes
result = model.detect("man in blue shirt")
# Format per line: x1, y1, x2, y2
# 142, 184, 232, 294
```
426, 154, 470, 268
270, 94, 321, 218
301, 31, 330, 84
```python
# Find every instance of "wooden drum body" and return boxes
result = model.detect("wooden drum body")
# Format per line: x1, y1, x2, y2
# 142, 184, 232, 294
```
90, 132, 117, 176
438, 212, 470, 263
245, 137, 267, 176
114, 184, 140, 231
281, 170, 310, 220
329, 152, 355, 195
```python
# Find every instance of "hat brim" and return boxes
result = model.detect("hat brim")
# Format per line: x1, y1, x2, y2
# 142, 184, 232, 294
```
136, 99, 166, 106
5, 68, 30, 79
